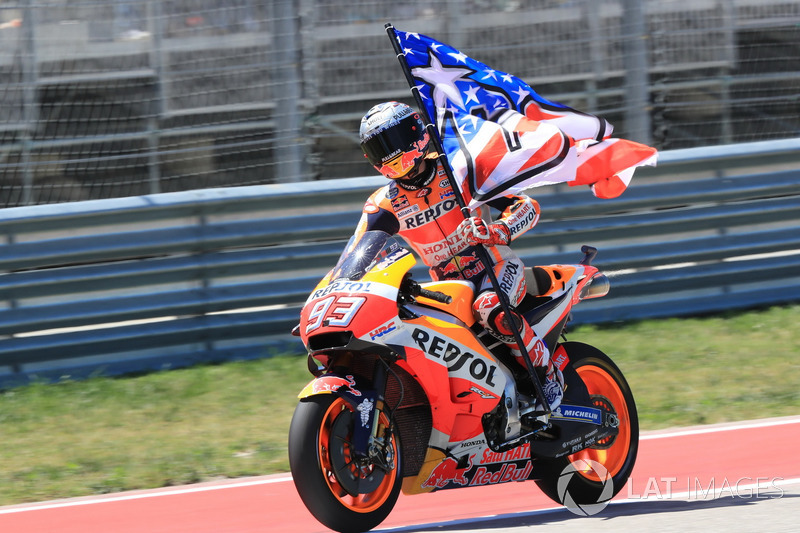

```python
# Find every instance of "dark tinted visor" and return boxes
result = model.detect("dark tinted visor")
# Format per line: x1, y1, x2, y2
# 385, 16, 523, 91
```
361, 115, 424, 167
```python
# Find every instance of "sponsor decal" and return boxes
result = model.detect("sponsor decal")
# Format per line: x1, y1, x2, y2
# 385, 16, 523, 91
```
310, 280, 374, 300
551, 405, 603, 425
459, 439, 485, 449
373, 247, 411, 270
369, 319, 399, 340
404, 199, 458, 229
440, 189, 454, 200
422, 233, 470, 265
396, 205, 420, 218
416, 187, 432, 198
311, 375, 362, 397
386, 186, 399, 200
499, 260, 521, 293
474, 292, 499, 313
468, 386, 496, 400
411, 328, 498, 388
469, 461, 533, 486
505, 203, 538, 236
391, 195, 410, 211
532, 339, 547, 363
481, 443, 530, 464
422, 455, 474, 489
440, 251, 480, 277
439, 179, 450, 188
552, 347, 570, 371
356, 398, 374, 428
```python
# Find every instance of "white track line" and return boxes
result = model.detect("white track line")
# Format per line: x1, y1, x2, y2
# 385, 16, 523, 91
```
1, 416, 798, 515
640, 415, 800, 440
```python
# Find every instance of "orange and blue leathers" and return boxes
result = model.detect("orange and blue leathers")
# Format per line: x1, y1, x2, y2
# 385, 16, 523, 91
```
353, 161, 551, 368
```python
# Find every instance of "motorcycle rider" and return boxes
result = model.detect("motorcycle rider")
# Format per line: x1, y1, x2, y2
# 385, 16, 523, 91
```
356, 101, 564, 410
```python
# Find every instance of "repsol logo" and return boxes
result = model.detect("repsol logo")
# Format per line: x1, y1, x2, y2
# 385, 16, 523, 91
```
499, 261, 520, 293
508, 208, 537, 236
404, 200, 457, 229
310, 281, 372, 300
411, 328, 497, 387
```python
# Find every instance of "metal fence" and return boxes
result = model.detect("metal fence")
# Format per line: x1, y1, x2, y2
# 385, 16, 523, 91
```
2, 0, 799, 206
0, 139, 798, 388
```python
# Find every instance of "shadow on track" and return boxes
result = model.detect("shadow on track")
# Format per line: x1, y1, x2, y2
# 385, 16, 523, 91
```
378, 492, 798, 532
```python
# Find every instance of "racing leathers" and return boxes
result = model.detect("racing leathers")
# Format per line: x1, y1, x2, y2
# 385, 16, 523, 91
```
354, 161, 564, 409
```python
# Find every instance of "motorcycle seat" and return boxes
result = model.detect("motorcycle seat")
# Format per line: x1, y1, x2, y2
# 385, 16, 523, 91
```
525, 266, 555, 297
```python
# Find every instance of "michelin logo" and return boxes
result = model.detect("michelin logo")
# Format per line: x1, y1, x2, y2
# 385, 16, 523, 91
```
551, 405, 603, 425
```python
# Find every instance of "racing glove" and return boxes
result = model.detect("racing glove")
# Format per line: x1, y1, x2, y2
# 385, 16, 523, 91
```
457, 217, 511, 247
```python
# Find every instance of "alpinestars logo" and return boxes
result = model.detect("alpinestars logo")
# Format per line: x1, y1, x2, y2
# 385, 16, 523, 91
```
557, 459, 614, 516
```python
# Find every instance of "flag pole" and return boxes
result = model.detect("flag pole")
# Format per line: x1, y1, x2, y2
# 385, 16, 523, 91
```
384, 23, 550, 415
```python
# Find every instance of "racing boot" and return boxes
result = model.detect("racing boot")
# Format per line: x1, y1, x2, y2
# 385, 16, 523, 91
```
500, 314, 564, 411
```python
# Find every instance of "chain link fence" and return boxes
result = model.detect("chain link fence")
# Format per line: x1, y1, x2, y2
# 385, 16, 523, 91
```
1, 0, 798, 207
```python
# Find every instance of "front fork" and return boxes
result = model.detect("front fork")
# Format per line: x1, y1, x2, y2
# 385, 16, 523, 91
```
298, 360, 394, 469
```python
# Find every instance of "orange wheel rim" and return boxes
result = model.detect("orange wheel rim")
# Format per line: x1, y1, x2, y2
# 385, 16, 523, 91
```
569, 364, 631, 481
318, 397, 398, 513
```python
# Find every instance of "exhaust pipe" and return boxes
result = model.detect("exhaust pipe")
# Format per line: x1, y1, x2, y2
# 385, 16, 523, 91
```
579, 272, 610, 300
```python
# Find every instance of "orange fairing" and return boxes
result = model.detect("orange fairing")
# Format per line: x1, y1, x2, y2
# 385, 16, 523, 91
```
533, 265, 578, 296
403, 316, 505, 442
299, 251, 416, 345
417, 281, 476, 326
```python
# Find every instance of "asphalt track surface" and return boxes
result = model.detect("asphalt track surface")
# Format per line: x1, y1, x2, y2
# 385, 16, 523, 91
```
1, 416, 798, 533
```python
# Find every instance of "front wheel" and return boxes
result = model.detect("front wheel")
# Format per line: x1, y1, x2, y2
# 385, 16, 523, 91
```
534, 342, 638, 513
288, 394, 402, 533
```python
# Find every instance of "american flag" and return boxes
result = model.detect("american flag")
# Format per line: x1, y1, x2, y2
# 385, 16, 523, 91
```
391, 28, 658, 207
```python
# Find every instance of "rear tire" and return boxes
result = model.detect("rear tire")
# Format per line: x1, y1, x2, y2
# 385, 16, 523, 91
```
534, 342, 638, 513
288, 395, 402, 533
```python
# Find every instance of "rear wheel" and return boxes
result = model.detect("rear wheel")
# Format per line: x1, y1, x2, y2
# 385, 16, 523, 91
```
288, 395, 402, 533
534, 342, 638, 513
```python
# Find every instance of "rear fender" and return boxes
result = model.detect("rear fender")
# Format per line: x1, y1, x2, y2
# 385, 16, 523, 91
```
297, 373, 379, 456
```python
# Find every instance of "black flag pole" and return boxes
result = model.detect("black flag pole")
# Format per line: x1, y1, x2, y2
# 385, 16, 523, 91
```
384, 23, 550, 415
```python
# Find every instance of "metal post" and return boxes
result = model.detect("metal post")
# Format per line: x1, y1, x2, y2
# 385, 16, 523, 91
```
621, 0, 652, 145
20, 0, 39, 205
720, 0, 737, 144
444, 0, 464, 50
272, 0, 304, 183
146, 0, 164, 195
585, 0, 604, 113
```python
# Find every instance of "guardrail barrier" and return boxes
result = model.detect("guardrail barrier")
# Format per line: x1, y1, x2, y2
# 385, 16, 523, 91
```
0, 139, 798, 386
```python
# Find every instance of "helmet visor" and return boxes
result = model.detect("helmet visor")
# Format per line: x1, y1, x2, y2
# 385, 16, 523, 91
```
361, 114, 426, 168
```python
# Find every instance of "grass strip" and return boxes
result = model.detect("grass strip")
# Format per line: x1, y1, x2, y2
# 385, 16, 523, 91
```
1, 304, 798, 505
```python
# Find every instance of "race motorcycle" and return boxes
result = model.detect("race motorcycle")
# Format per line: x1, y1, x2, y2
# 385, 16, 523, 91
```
288, 230, 638, 533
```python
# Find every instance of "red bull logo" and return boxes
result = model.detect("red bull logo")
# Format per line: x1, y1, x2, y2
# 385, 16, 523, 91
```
379, 131, 430, 179
422, 454, 474, 489
440, 252, 480, 277
469, 461, 534, 487
311, 375, 362, 397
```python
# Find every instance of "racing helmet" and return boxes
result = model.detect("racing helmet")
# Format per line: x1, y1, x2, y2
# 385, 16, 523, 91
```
359, 102, 434, 186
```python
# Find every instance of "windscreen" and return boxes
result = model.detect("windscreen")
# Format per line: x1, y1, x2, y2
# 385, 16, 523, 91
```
329, 230, 393, 281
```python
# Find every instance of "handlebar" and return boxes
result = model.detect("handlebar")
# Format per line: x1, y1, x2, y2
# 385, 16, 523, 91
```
417, 287, 453, 304
401, 277, 453, 305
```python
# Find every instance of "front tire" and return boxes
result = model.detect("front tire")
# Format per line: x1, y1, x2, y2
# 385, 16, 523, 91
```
288, 395, 402, 533
534, 342, 638, 512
